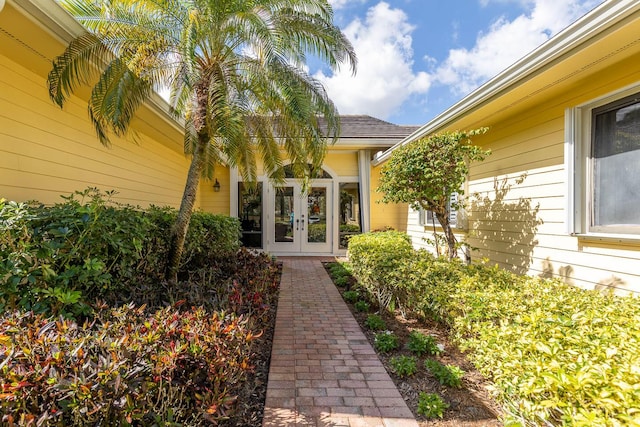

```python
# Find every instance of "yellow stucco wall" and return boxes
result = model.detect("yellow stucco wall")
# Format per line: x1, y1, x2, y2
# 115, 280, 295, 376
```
370, 165, 407, 232
324, 151, 359, 177
251, 150, 358, 179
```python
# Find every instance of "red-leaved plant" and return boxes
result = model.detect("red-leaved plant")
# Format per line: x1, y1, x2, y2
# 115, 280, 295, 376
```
0, 304, 257, 425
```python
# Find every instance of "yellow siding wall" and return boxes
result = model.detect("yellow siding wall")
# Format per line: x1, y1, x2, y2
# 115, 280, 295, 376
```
0, 53, 193, 208
370, 165, 407, 231
467, 112, 640, 294
405, 53, 640, 294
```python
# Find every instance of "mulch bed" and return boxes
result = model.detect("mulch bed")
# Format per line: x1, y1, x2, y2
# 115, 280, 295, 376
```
323, 262, 503, 427
220, 262, 281, 427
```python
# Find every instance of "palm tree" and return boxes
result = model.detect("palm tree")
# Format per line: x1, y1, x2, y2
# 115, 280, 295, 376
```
48, 0, 356, 282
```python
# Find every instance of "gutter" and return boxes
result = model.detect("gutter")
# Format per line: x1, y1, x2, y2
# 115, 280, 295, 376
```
372, 0, 640, 166
7, 0, 185, 136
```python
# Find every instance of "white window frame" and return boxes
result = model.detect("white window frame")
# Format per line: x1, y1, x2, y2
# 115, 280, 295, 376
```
418, 192, 460, 229
566, 82, 640, 239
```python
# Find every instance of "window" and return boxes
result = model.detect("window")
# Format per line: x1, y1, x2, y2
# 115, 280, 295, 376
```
418, 193, 459, 228
568, 86, 640, 236
339, 183, 361, 249
238, 182, 263, 248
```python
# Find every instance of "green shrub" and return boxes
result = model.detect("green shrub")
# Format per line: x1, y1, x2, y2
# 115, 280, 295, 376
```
417, 392, 449, 419
416, 260, 640, 424
407, 331, 442, 356
328, 261, 352, 277
348, 231, 414, 312
390, 355, 417, 378
354, 300, 370, 312
0, 189, 241, 317
343, 290, 359, 303
374, 332, 399, 353
0, 305, 255, 425
327, 262, 353, 288
334, 276, 350, 287
1, 190, 151, 317
351, 244, 640, 425
424, 359, 464, 388
365, 314, 386, 331
349, 239, 640, 425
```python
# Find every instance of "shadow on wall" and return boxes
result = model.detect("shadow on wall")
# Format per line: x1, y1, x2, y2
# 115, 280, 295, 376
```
540, 257, 575, 285
595, 275, 632, 295
468, 174, 543, 275
542, 257, 634, 295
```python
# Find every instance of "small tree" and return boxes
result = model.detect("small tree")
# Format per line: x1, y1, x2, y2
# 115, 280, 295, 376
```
377, 128, 490, 260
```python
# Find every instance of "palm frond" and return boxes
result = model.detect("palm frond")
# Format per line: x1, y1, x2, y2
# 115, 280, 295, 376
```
48, 33, 111, 107
88, 58, 153, 146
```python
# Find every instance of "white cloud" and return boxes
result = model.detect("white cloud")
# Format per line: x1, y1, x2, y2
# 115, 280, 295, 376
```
328, 0, 367, 10
316, 2, 431, 120
479, 0, 529, 6
433, 0, 603, 96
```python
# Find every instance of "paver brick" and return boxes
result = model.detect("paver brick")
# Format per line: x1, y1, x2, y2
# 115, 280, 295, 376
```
262, 258, 418, 427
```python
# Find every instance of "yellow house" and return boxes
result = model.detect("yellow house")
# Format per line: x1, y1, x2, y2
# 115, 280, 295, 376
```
374, 0, 640, 294
0, 0, 415, 256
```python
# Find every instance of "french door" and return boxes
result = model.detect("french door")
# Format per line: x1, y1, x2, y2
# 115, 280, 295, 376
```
268, 181, 332, 253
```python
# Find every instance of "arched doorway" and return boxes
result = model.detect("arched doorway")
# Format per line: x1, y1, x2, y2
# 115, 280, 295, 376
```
266, 165, 333, 254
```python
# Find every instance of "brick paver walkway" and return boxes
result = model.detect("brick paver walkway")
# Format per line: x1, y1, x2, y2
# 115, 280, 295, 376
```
263, 257, 419, 427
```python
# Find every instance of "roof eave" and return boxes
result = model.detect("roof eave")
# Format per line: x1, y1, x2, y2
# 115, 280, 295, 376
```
372, 0, 640, 166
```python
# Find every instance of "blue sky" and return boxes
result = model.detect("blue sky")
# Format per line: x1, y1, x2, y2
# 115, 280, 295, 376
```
313, 0, 605, 125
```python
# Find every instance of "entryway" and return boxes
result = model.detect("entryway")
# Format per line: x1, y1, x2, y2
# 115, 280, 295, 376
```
234, 163, 364, 255
266, 181, 332, 254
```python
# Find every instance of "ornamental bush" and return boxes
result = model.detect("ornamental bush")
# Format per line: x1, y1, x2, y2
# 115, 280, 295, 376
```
349, 232, 640, 426
347, 231, 414, 312
0, 305, 255, 425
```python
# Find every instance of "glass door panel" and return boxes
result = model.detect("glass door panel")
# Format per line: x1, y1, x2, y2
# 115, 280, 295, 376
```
238, 182, 263, 248
301, 183, 332, 253
307, 187, 327, 244
274, 186, 295, 243
339, 183, 361, 249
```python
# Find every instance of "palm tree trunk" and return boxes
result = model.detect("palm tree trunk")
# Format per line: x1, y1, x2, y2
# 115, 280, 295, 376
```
165, 134, 208, 282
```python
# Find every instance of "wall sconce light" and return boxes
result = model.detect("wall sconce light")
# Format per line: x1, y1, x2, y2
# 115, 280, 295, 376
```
213, 178, 221, 192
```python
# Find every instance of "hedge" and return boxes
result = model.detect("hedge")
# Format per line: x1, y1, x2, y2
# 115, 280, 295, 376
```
0, 189, 241, 316
349, 231, 640, 426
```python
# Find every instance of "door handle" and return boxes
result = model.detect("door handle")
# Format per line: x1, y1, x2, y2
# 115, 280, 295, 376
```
296, 219, 299, 231
301, 215, 305, 231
